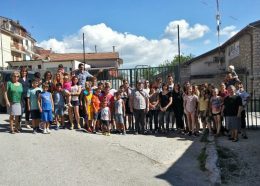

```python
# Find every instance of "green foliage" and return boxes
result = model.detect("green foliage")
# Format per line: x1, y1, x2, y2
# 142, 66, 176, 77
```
159, 54, 195, 67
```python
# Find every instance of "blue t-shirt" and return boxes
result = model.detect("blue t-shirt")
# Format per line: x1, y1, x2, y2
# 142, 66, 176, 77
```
53, 92, 65, 106
27, 87, 42, 110
40, 91, 52, 111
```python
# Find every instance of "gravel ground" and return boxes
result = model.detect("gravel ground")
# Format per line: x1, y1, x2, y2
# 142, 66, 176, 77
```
0, 114, 209, 186
216, 130, 260, 186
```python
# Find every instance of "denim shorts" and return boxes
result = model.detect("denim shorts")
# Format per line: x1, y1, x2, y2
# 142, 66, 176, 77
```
114, 113, 124, 124
41, 110, 53, 122
54, 105, 64, 116
71, 100, 79, 107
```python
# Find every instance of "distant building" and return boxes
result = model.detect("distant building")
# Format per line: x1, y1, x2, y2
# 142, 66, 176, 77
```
7, 49, 123, 76
180, 20, 260, 98
0, 16, 38, 68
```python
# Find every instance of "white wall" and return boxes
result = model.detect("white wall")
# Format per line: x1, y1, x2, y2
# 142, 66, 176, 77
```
190, 54, 224, 76
0, 33, 12, 68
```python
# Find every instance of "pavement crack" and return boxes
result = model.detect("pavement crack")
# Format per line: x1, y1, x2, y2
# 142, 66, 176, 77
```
114, 142, 165, 166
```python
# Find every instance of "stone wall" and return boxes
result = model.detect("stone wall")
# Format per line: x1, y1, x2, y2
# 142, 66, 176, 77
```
252, 27, 260, 98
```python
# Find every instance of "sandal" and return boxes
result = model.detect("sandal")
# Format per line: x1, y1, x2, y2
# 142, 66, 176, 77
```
232, 139, 238, 142
14, 129, 21, 133
9, 130, 15, 134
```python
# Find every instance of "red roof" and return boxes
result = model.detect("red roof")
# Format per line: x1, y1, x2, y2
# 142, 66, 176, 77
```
38, 52, 119, 61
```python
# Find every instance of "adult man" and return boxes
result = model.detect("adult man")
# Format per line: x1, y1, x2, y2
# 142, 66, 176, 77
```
75, 63, 93, 88
130, 80, 149, 134
236, 82, 250, 139
167, 74, 174, 92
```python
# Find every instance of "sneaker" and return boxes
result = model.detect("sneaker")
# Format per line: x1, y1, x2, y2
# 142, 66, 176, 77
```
43, 129, 47, 134
70, 125, 74, 130
55, 125, 59, 130
46, 128, 51, 134
33, 129, 37, 134
106, 132, 111, 136
25, 121, 31, 129
243, 135, 248, 139
77, 124, 81, 129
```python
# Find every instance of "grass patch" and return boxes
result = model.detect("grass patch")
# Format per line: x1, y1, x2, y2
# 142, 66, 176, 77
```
217, 146, 246, 183
197, 147, 207, 171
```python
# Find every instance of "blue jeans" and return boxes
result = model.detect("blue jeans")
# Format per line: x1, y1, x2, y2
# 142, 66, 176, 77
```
159, 111, 171, 130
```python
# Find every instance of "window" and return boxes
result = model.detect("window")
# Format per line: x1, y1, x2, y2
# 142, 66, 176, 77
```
38, 65, 41, 69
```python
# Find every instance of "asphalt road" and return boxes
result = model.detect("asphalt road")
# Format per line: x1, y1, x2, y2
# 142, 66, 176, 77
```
0, 114, 209, 186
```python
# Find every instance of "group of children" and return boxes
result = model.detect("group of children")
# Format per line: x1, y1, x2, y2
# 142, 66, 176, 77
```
27, 75, 126, 136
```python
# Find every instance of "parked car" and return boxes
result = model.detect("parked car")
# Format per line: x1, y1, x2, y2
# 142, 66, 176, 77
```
0, 70, 35, 112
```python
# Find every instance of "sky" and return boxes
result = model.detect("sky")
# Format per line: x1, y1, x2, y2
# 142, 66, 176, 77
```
1, 0, 260, 68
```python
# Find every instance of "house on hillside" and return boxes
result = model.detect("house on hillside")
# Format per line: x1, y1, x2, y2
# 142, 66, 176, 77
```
180, 20, 260, 98
0, 16, 38, 68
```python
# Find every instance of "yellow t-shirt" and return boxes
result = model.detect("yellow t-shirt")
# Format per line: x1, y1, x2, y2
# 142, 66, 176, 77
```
85, 93, 93, 120
198, 97, 208, 111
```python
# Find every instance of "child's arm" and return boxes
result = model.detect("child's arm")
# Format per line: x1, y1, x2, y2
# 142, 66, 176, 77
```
51, 93, 54, 112
38, 94, 42, 113
27, 90, 30, 111
122, 100, 125, 116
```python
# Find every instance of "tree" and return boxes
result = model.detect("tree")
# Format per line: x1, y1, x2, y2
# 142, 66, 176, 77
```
159, 54, 195, 67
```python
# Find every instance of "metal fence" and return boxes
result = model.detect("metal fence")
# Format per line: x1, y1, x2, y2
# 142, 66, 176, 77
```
246, 98, 260, 128
88, 65, 179, 89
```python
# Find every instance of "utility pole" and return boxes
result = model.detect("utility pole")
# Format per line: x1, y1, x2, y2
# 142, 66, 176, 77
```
177, 25, 181, 83
82, 33, 86, 70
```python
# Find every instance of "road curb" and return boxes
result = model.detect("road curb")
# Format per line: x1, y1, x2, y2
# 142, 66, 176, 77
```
205, 135, 222, 185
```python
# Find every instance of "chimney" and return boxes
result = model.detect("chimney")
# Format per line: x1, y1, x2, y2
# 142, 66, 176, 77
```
112, 46, 115, 52
95, 45, 97, 53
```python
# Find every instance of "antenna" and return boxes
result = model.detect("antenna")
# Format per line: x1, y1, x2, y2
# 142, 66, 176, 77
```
216, 0, 222, 67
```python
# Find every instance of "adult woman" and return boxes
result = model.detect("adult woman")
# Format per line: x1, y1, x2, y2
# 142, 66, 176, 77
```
172, 83, 184, 132
4, 71, 23, 133
148, 84, 159, 133
19, 67, 31, 128
69, 76, 82, 129
158, 83, 172, 133
42, 71, 53, 93
53, 72, 63, 91
222, 85, 243, 142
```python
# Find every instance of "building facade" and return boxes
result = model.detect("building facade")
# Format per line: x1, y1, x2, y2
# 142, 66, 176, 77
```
0, 16, 37, 68
7, 50, 123, 76
180, 20, 260, 98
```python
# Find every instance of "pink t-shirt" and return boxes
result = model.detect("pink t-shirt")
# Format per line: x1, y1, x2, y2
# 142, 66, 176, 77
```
184, 94, 198, 113
63, 81, 72, 91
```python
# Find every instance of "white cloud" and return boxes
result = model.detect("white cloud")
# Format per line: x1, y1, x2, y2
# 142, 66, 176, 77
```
219, 25, 239, 38
38, 20, 209, 68
203, 39, 211, 45
163, 19, 210, 40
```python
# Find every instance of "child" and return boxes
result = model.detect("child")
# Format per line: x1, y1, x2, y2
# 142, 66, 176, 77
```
63, 73, 72, 108
114, 91, 126, 134
100, 100, 111, 136
27, 79, 42, 134
184, 86, 198, 136
91, 88, 101, 133
198, 88, 210, 134
53, 83, 65, 129
84, 86, 93, 132
210, 88, 222, 136
38, 82, 54, 134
